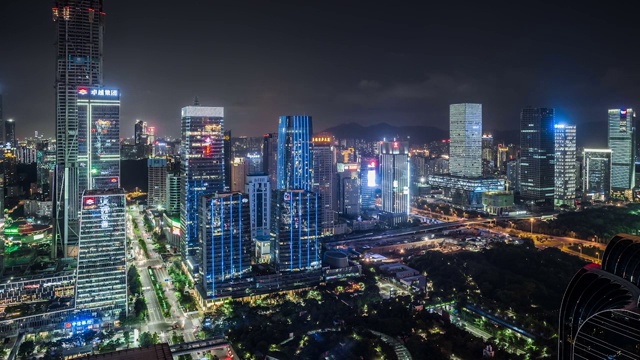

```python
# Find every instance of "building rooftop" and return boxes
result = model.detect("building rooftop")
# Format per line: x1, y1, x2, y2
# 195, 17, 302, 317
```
83, 344, 173, 360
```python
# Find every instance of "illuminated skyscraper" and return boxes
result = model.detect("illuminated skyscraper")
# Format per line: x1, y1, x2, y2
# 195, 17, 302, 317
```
520, 107, 555, 209
76, 87, 120, 191
271, 190, 320, 272
380, 141, 409, 215
134, 120, 145, 145
312, 135, 336, 234
4, 119, 15, 148
582, 149, 612, 202
246, 175, 270, 239
200, 192, 251, 298
554, 124, 577, 208
608, 108, 635, 197
148, 158, 167, 209
180, 104, 225, 259
449, 103, 482, 178
277, 116, 313, 191
53, 0, 105, 257
360, 157, 379, 209
262, 133, 278, 189
230, 157, 245, 192
76, 188, 127, 322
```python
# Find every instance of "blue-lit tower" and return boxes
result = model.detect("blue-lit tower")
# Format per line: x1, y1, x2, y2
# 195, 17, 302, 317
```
277, 116, 313, 191
271, 190, 321, 272
180, 104, 225, 262
200, 192, 251, 298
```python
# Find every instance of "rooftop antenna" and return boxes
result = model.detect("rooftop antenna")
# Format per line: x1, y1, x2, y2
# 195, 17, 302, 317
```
193, 96, 200, 106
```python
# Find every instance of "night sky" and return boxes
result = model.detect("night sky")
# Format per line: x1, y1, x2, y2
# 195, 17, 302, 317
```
1, 1, 640, 140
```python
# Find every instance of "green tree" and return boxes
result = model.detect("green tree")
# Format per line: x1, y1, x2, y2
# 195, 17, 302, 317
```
123, 331, 131, 348
18, 340, 35, 359
139, 332, 154, 347
152, 332, 159, 344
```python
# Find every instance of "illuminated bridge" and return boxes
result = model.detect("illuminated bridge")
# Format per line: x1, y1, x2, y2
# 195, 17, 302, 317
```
169, 337, 230, 356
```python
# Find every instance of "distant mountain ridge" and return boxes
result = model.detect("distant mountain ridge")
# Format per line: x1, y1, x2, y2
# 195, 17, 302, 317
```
320, 122, 448, 145
321, 121, 609, 148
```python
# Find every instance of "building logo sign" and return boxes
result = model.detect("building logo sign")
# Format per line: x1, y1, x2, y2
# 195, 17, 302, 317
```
77, 88, 120, 97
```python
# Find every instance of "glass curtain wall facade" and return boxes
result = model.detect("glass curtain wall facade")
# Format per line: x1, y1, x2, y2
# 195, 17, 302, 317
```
519, 107, 555, 208
271, 190, 320, 272
245, 175, 271, 239
554, 124, 577, 208
449, 103, 482, 178
77, 87, 120, 192
608, 109, 635, 195
148, 158, 167, 209
582, 149, 612, 202
53, 0, 105, 257
75, 188, 127, 322
380, 141, 410, 215
277, 116, 313, 191
180, 106, 225, 259
200, 193, 251, 298
312, 135, 336, 234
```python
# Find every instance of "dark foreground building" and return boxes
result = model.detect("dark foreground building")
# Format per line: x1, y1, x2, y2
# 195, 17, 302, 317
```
558, 234, 640, 359
83, 344, 173, 359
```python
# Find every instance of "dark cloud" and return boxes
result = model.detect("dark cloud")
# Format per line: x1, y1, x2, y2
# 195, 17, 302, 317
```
1, 1, 640, 143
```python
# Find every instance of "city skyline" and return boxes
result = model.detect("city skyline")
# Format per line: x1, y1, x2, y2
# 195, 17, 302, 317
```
2, 2, 640, 139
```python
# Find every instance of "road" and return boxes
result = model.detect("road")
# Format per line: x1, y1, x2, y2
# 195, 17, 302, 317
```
127, 208, 199, 343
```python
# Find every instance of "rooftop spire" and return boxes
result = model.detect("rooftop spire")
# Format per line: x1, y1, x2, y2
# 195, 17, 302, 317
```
193, 96, 200, 106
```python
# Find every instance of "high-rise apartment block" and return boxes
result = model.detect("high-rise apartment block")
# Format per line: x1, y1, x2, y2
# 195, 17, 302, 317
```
608, 108, 635, 198
53, 0, 106, 257
180, 105, 225, 258
148, 158, 167, 209
554, 124, 577, 208
449, 103, 482, 178
277, 116, 313, 191
77, 87, 120, 191
519, 107, 555, 209
166, 172, 180, 215
200, 193, 252, 298
380, 141, 409, 216
583, 149, 612, 202
75, 188, 127, 322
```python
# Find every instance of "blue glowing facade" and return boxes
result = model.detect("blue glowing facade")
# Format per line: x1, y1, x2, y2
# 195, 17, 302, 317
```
271, 190, 320, 272
180, 106, 225, 259
200, 192, 251, 298
277, 116, 313, 191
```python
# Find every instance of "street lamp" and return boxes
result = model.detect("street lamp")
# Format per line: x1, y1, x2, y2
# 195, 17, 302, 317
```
530, 218, 534, 234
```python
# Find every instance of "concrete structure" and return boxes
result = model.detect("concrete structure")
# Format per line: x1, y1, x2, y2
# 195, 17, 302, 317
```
558, 234, 640, 359
271, 190, 321, 272
554, 124, 577, 208
147, 158, 167, 209
230, 157, 245, 192
262, 133, 278, 190
583, 149, 612, 202
449, 103, 482, 178
200, 193, 252, 298
380, 141, 410, 215
76, 188, 127, 323
323, 250, 348, 269
608, 108, 635, 199
165, 172, 180, 215
277, 116, 313, 191
520, 107, 555, 210
245, 174, 270, 239
52, 0, 106, 257
180, 104, 225, 259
